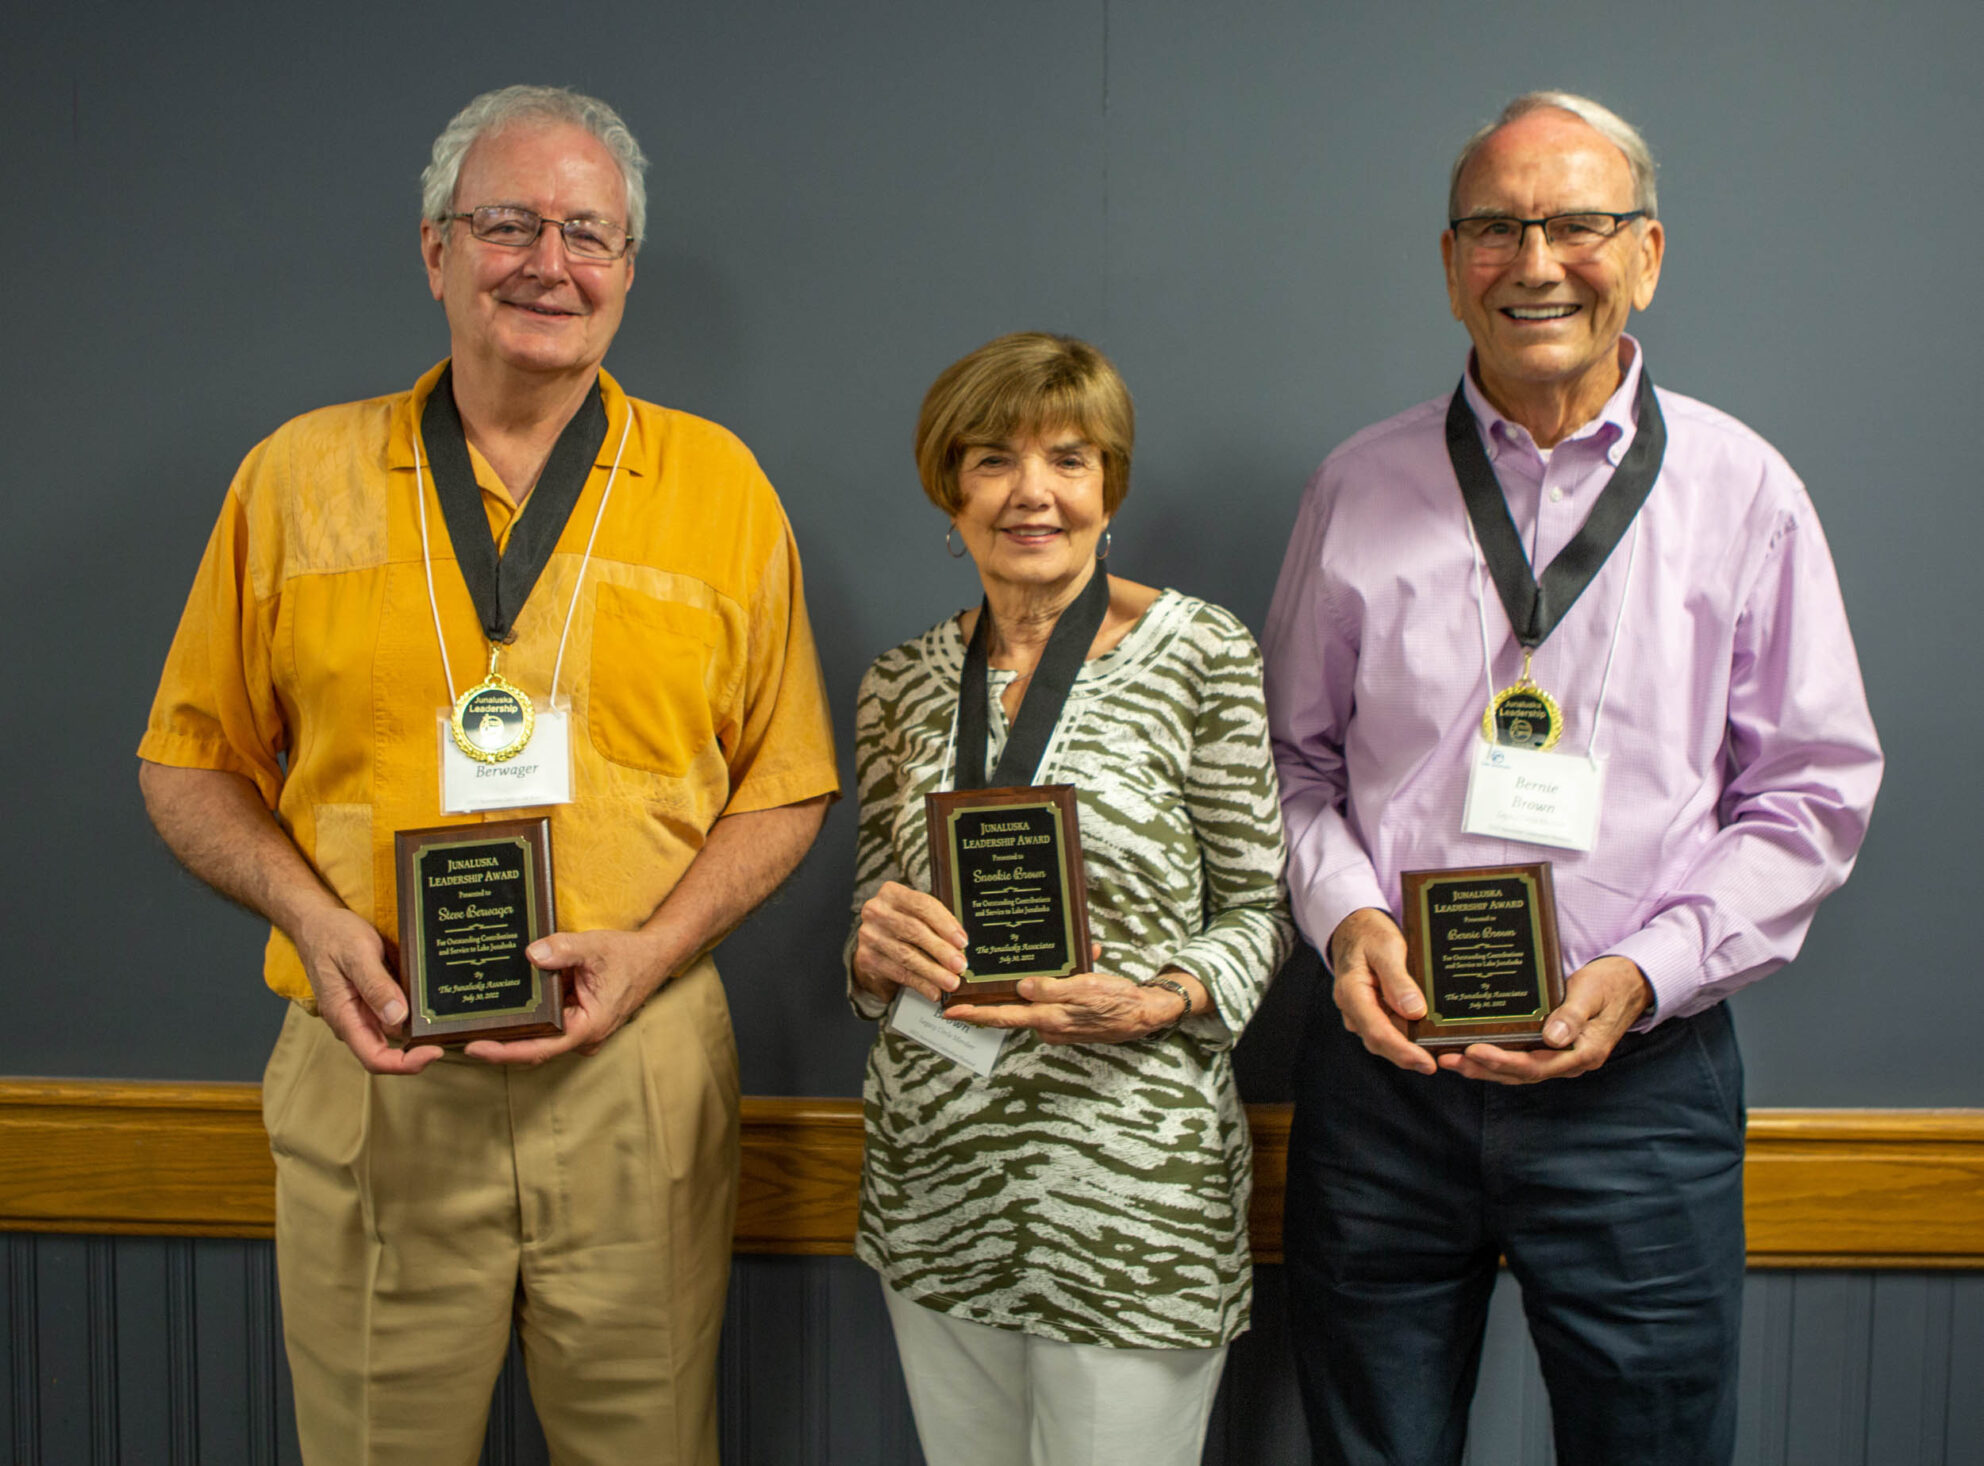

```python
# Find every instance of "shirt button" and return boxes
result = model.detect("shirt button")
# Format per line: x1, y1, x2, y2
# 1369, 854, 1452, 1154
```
1548, 486, 1565, 503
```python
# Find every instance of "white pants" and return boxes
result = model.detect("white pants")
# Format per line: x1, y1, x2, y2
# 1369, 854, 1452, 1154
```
882, 1282, 1229, 1466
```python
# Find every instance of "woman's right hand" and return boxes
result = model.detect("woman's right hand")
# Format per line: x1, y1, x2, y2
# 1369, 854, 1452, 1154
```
854, 881, 968, 1003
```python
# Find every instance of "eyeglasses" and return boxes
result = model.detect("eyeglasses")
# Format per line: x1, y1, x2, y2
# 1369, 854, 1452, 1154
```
1449, 210, 1647, 262
450, 205, 634, 261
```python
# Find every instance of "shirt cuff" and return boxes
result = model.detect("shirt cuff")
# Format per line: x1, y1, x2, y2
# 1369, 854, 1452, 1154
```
135, 733, 281, 807
843, 931, 890, 1021
1156, 951, 1239, 1050
722, 762, 842, 817
1294, 866, 1393, 968
1604, 924, 1703, 1026
847, 983, 890, 1022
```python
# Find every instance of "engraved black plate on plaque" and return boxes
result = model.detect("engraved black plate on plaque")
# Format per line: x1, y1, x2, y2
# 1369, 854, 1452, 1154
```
924, 784, 1093, 1008
1398, 862, 1565, 1051
393, 818, 562, 1046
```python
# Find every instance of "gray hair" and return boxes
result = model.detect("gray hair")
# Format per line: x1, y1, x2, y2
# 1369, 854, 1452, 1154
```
1448, 91, 1658, 220
421, 85, 649, 245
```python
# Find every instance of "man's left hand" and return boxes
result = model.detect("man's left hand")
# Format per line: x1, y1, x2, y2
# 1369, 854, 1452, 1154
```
463, 929, 670, 1066
462, 796, 829, 1066
1438, 955, 1652, 1084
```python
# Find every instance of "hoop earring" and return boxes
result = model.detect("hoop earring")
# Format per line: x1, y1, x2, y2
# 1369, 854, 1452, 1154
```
946, 524, 968, 558
1097, 528, 1113, 561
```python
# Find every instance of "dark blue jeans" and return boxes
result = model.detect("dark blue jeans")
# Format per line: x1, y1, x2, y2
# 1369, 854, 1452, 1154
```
1284, 999, 1746, 1466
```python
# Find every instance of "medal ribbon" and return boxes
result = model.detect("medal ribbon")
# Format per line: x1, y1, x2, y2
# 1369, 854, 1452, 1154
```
1445, 366, 1666, 654
421, 365, 609, 645
953, 560, 1111, 791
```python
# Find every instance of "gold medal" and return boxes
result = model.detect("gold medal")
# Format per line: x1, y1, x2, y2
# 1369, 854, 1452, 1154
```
1481, 649, 1563, 751
450, 646, 535, 763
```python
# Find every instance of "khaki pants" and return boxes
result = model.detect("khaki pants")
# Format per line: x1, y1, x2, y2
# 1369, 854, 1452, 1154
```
261, 957, 739, 1465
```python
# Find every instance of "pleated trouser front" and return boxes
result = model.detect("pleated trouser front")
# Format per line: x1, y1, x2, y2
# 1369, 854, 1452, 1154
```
261, 956, 739, 1466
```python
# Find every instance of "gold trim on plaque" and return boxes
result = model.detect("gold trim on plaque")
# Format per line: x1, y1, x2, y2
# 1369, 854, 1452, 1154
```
1418, 869, 1551, 1027
406, 833, 543, 1025
943, 798, 1079, 984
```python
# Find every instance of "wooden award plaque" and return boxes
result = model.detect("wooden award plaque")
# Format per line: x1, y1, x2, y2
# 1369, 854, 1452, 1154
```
1398, 862, 1565, 1051
393, 818, 563, 1046
924, 784, 1093, 1009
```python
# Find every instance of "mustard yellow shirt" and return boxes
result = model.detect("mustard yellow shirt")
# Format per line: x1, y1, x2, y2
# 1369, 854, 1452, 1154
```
141, 362, 840, 1000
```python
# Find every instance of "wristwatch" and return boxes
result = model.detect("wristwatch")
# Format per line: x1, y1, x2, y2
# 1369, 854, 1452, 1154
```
1138, 975, 1194, 1033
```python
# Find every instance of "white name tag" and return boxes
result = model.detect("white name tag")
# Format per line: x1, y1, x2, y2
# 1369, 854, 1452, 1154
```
439, 708, 574, 813
886, 987, 1007, 1077
1462, 740, 1604, 851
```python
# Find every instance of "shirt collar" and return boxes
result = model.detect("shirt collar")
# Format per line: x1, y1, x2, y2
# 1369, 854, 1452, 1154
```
1461, 334, 1645, 467
386, 361, 643, 477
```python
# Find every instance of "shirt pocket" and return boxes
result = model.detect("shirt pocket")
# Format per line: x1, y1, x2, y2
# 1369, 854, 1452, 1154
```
587, 583, 722, 777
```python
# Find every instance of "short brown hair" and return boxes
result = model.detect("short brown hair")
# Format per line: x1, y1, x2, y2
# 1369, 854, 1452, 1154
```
914, 333, 1135, 516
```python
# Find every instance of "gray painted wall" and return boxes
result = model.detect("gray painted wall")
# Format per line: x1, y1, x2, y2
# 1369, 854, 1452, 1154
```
2, 4, 1977, 1104
6, 1239, 1981, 1465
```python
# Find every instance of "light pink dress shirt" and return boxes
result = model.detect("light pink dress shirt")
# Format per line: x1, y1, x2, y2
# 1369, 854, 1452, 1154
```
1263, 343, 1883, 1022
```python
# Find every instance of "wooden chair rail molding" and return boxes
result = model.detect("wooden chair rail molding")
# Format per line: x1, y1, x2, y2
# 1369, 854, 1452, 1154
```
2, 1080, 1980, 1267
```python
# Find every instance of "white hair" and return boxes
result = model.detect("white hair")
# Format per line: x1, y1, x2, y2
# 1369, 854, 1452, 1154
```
421, 85, 649, 245
1448, 91, 1658, 220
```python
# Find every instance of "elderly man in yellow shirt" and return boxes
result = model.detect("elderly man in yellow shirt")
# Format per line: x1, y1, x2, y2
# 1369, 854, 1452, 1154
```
137, 85, 839, 1465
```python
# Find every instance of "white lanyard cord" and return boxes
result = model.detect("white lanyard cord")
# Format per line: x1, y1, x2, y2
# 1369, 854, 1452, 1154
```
1466, 509, 1640, 758
412, 429, 459, 704
1584, 517, 1639, 757
1468, 513, 1498, 729
410, 402, 632, 710
550, 411, 631, 705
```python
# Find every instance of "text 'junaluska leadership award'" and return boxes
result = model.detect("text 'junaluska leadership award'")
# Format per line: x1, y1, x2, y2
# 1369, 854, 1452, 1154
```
393, 817, 562, 1045
1398, 862, 1565, 1050
925, 785, 1093, 1009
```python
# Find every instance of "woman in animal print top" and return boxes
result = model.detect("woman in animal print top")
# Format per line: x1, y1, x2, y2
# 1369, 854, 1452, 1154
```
848, 332, 1293, 1466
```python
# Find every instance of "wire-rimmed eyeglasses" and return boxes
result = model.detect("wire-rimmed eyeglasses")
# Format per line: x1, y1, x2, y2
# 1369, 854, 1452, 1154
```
1448, 210, 1648, 262
449, 205, 634, 262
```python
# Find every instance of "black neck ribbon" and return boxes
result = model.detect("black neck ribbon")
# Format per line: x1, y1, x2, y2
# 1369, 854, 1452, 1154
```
954, 560, 1112, 791
1445, 366, 1666, 652
420, 365, 609, 645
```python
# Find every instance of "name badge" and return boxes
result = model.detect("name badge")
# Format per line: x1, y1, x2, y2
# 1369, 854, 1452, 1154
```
1462, 741, 1603, 851
439, 708, 574, 813
886, 987, 1007, 1077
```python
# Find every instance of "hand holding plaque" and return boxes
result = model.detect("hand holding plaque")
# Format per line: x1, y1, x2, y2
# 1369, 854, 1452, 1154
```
924, 784, 1093, 1009
394, 818, 564, 1046
1397, 862, 1565, 1051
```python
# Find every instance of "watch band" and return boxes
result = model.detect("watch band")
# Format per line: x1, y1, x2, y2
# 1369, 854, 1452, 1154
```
1138, 976, 1193, 1033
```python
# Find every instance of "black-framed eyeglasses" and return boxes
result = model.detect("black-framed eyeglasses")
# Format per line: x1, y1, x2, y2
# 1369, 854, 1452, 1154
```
449, 205, 634, 261
1449, 210, 1647, 261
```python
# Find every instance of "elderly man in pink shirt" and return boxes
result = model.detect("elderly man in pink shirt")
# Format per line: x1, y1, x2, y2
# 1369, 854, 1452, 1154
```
1263, 91, 1881, 1466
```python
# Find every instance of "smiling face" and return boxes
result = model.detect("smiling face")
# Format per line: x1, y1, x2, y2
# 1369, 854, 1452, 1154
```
420, 121, 635, 390
952, 429, 1109, 601
1441, 108, 1663, 438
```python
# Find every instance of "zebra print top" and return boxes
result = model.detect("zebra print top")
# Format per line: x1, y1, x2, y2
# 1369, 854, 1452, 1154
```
848, 589, 1294, 1349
